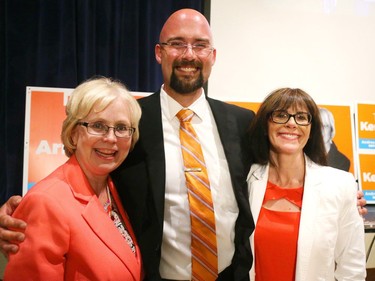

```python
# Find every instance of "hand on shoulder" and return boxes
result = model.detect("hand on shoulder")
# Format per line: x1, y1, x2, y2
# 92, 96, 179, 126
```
0, 195, 26, 258
357, 190, 367, 216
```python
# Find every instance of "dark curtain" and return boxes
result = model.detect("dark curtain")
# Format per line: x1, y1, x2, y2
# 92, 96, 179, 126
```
0, 0, 207, 205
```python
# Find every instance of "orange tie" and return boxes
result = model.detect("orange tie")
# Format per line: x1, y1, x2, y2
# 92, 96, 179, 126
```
176, 109, 218, 281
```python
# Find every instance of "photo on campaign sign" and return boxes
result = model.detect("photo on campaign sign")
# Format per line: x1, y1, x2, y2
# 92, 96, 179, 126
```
318, 105, 355, 175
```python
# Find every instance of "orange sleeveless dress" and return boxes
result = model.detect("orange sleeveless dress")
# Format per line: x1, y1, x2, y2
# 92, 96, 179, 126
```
254, 181, 303, 281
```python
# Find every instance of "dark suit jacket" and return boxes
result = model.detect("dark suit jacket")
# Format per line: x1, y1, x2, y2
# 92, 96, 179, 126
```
111, 91, 255, 281
327, 142, 351, 172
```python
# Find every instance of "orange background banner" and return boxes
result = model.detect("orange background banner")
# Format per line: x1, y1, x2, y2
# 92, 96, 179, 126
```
24, 89, 370, 202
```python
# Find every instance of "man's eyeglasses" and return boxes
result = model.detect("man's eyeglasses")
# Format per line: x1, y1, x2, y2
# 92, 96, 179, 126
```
78, 121, 135, 138
159, 41, 213, 57
270, 110, 312, 126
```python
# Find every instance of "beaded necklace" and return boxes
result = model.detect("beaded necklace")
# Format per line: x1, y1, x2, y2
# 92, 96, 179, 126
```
103, 186, 111, 214
104, 185, 136, 254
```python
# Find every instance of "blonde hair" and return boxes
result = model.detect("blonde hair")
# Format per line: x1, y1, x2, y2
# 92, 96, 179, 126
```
61, 76, 142, 157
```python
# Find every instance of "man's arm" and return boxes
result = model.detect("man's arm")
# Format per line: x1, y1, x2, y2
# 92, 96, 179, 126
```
0, 195, 26, 258
356, 190, 367, 216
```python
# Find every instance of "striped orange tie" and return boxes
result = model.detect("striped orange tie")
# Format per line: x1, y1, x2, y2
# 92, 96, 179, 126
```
176, 109, 218, 281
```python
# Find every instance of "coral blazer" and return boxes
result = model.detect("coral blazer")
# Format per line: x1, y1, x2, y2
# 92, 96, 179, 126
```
4, 155, 142, 281
247, 157, 366, 281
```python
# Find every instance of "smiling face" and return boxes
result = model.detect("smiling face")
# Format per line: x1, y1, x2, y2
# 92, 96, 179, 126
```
248, 88, 327, 166
72, 97, 132, 180
268, 106, 311, 157
155, 9, 216, 98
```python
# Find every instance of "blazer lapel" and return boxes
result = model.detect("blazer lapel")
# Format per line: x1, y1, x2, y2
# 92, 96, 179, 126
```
138, 91, 166, 227
64, 156, 139, 279
247, 164, 268, 279
296, 158, 323, 281
248, 164, 269, 224
82, 199, 139, 279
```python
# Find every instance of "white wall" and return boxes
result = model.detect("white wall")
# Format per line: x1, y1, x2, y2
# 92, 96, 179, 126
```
209, 0, 375, 104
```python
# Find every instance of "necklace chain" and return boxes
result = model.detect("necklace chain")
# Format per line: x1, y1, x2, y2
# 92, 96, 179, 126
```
103, 185, 111, 214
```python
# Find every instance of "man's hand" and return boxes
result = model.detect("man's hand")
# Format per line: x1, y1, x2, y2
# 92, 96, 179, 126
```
357, 190, 367, 216
0, 195, 26, 258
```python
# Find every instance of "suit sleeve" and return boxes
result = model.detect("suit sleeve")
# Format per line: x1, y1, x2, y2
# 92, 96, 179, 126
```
4, 191, 70, 281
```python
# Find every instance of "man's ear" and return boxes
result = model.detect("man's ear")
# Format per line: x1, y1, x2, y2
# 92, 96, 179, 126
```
155, 44, 162, 65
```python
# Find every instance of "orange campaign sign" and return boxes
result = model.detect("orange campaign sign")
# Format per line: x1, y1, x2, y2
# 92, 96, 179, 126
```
23, 87, 151, 196
359, 154, 375, 189
356, 103, 375, 150
355, 103, 375, 203
23, 87, 72, 195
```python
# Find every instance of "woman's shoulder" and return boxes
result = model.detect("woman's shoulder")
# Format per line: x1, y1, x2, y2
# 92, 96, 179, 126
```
309, 163, 354, 180
307, 163, 358, 199
21, 165, 79, 212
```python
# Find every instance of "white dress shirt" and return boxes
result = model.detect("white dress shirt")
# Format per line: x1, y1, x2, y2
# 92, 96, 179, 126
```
159, 86, 238, 280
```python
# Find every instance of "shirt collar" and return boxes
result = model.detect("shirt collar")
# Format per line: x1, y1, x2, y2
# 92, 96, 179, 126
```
160, 85, 208, 122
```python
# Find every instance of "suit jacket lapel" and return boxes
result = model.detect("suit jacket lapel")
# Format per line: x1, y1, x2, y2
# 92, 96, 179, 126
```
207, 97, 252, 217
138, 91, 166, 227
208, 99, 230, 154
208, 99, 240, 176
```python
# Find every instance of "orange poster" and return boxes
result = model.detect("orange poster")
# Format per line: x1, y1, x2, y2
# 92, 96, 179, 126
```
23, 87, 72, 195
355, 103, 375, 203
356, 103, 375, 150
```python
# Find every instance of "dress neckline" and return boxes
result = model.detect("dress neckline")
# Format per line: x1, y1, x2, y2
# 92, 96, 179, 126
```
265, 181, 304, 208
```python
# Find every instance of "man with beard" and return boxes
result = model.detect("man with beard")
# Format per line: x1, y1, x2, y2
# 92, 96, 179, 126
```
112, 9, 255, 280
0, 9, 255, 281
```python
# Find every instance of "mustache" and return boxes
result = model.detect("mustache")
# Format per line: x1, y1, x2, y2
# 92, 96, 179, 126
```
172, 59, 202, 68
